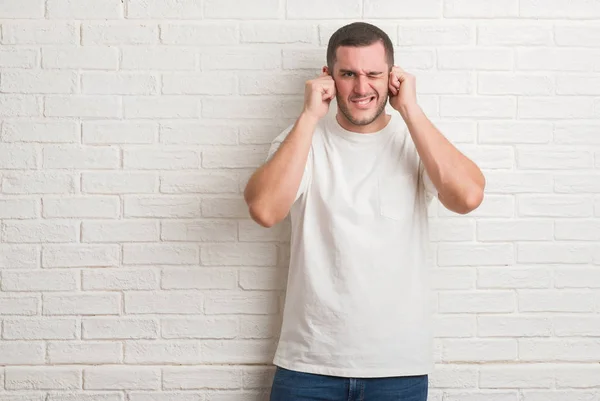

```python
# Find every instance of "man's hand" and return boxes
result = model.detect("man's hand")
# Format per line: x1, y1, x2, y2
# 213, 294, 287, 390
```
303, 72, 336, 121
388, 66, 419, 118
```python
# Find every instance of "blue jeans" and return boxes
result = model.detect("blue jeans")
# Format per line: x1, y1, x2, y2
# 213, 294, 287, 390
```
269, 366, 428, 401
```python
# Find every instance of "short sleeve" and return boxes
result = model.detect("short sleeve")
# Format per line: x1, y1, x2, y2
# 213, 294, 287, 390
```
266, 126, 312, 203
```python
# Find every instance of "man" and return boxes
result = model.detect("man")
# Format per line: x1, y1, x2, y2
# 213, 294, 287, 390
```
244, 22, 485, 401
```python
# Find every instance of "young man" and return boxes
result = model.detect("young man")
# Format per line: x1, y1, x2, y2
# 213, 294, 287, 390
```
244, 22, 485, 401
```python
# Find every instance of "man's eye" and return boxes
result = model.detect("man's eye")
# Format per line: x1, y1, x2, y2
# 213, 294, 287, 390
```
343, 72, 354, 77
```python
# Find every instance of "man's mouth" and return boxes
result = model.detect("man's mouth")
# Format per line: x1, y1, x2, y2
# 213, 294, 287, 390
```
351, 96, 376, 108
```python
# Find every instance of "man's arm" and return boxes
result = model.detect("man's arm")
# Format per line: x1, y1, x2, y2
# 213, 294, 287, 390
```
389, 66, 485, 214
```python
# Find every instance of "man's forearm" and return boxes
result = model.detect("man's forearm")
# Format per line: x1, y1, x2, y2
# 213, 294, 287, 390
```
400, 104, 485, 214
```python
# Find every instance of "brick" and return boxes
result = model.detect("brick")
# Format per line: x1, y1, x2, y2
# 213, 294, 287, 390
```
161, 220, 237, 242
239, 268, 287, 290
517, 49, 600, 72
555, 365, 600, 388
83, 121, 157, 144
163, 367, 241, 390
159, 123, 237, 145
202, 98, 285, 119
2, 269, 77, 291
282, 49, 325, 70
440, 96, 515, 118
2, 121, 79, 143
83, 22, 158, 45
47, 0, 122, 18
437, 243, 514, 267
433, 315, 475, 338
517, 195, 593, 218
520, 0, 600, 18
441, 339, 517, 362
240, 316, 281, 339
83, 269, 158, 290
557, 75, 600, 95
202, 243, 277, 266
364, 0, 442, 17
439, 291, 515, 313
44, 96, 120, 118
0, 245, 39, 269
124, 291, 203, 314
162, 73, 235, 95
123, 148, 200, 169
46, 393, 124, 401
238, 220, 290, 242
42, 245, 119, 268
483, 172, 553, 194
553, 316, 600, 337
125, 341, 201, 364
201, 340, 274, 364
477, 267, 551, 289
428, 365, 478, 388
519, 290, 596, 312
125, 196, 201, 218
204, 291, 279, 314
398, 24, 472, 46
48, 341, 122, 364
202, 147, 268, 168
0, 49, 37, 68
206, 0, 278, 18
520, 339, 600, 362
123, 244, 198, 265
433, 121, 476, 143
2, 22, 78, 44
519, 97, 595, 119
477, 220, 553, 241
42, 146, 119, 169
458, 145, 513, 169
0, 95, 39, 117
413, 71, 472, 94
84, 367, 160, 390
0, 0, 44, 18
43, 47, 118, 70
239, 71, 321, 95
555, 220, 600, 240
162, 317, 238, 339
160, 173, 238, 195
83, 317, 159, 339
43, 293, 120, 315
82, 172, 157, 194
3, 318, 77, 339
555, 25, 600, 47
0, 199, 39, 219
287, 0, 359, 18
519, 243, 593, 264
517, 147, 592, 169
438, 49, 513, 70
0, 342, 44, 365
162, 268, 236, 290
479, 365, 553, 389
123, 96, 200, 119
556, 123, 600, 145
243, 22, 314, 44
202, 198, 248, 218
0, 296, 39, 315
82, 73, 157, 95
478, 24, 552, 45
83, 221, 159, 243
393, 49, 436, 69
432, 268, 474, 290
202, 48, 280, 70
127, 0, 202, 19
429, 219, 474, 242
478, 315, 552, 337
128, 394, 201, 401
445, 0, 517, 17
161, 23, 238, 45
0, 145, 38, 169
554, 267, 600, 288
121, 47, 195, 70
5, 368, 81, 390
522, 390, 600, 401
242, 366, 277, 388
479, 122, 552, 144
2, 221, 79, 243
478, 73, 553, 95
43, 196, 119, 218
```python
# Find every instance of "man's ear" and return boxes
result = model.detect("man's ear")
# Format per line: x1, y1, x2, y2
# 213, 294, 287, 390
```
322, 66, 330, 76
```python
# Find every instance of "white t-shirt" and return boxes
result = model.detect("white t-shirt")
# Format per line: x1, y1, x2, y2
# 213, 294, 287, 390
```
266, 111, 438, 378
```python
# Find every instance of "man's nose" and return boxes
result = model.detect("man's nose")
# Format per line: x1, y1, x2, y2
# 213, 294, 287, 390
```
354, 75, 370, 95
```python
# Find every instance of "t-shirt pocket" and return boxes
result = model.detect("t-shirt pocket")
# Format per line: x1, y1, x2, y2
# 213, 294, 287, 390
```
378, 173, 417, 221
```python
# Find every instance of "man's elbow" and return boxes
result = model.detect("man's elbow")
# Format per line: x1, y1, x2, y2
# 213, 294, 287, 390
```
248, 203, 278, 228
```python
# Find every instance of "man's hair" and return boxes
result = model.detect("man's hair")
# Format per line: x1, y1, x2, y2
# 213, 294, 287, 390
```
326, 22, 395, 72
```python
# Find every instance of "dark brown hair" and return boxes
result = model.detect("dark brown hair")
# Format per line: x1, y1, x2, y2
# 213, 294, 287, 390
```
326, 22, 395, 72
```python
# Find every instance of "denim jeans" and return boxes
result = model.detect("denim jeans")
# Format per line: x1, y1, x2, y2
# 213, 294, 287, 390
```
269, 366, 428, 401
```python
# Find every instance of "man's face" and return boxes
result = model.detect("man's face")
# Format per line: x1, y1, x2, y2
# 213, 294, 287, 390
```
330, 42, 390, 129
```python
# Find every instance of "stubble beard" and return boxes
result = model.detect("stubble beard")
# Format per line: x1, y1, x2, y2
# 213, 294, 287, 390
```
337, 92, 388, 127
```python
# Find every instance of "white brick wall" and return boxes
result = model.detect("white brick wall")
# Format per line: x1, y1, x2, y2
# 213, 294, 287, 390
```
0, 0, 599, 399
